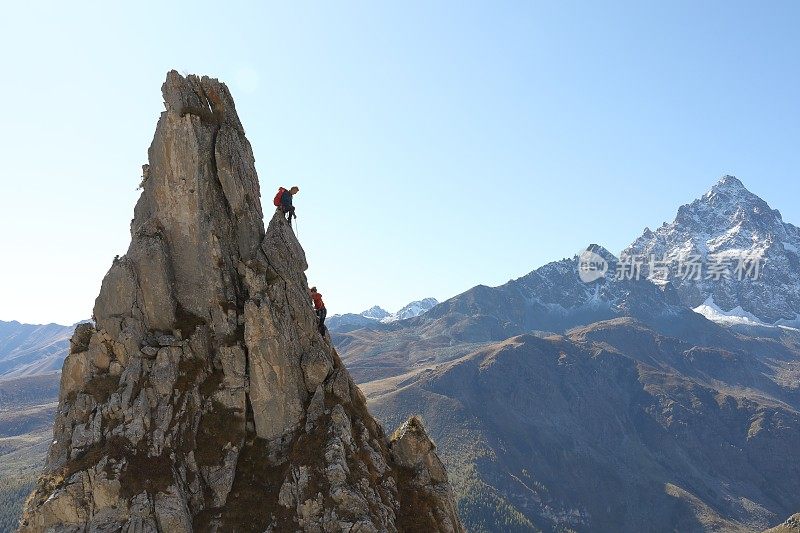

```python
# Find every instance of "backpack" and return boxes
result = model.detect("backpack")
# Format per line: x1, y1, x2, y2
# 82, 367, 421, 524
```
273, 187, 286, 207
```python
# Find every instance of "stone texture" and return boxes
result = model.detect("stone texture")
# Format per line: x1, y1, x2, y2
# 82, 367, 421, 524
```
19, 70, 462, 533
764, 514, 800, 533
389, 417, 461, 532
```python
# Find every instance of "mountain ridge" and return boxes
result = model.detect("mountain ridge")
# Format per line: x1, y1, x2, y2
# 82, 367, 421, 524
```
332, 175, 800, 531
328, 297, 440, 333
366, 318, 800, 531
0, 321, 76, 381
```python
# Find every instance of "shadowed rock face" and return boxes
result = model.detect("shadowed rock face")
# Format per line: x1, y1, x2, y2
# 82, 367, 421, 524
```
19, 71, 462, 533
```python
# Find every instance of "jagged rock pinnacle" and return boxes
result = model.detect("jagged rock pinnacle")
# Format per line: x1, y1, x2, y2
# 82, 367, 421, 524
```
19, 71, 462, 532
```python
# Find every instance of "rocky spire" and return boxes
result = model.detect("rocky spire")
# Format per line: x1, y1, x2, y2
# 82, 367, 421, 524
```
19, 71, 462, 533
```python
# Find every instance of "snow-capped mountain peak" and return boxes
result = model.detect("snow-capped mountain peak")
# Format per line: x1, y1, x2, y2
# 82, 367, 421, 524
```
624, 175, 800, 324
708, 174, 747, 195
326, 298, 440, 332
672, 176, 782, 236
361, 306, 391, 320
382, 298, 439, 323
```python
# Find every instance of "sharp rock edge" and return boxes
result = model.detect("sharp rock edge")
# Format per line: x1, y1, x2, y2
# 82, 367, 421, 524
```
19, 70, 462, 533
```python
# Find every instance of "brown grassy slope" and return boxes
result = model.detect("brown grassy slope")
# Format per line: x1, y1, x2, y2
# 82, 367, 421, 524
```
0, 374, 59, 531
364, 320, 800, 532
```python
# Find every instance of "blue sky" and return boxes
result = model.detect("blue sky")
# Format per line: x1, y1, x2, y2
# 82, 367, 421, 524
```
1, 1, 799, 324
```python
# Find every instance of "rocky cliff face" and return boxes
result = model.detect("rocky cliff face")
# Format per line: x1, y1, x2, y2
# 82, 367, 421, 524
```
19, 71, 462, 533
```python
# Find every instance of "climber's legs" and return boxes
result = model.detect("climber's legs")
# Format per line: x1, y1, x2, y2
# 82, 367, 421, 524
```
316, 307, 327, 334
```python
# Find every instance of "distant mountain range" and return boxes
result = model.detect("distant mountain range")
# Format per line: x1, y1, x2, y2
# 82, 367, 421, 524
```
0, 296, 442, 380
333, 176, 800, 532
327, 297, 439, 332
0, 321, 75, 380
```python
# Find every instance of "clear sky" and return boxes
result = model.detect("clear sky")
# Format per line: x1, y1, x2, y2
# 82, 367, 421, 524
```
1, 1, 799, 325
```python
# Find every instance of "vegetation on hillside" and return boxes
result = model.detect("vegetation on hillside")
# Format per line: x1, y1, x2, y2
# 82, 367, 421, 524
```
0, 475, 35, 532
0, 374, 58, 533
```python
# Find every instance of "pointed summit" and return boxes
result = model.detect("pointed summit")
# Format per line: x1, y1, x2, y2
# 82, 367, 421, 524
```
625, 175, 800, 324
700, 174, 764, 207
20, 71, 463, 533
712, 174, 746, 192
361, 305, 391, 320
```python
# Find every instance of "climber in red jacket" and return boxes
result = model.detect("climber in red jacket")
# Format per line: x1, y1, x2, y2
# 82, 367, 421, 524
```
273, 186, 300, 224
309, 286, 327, 335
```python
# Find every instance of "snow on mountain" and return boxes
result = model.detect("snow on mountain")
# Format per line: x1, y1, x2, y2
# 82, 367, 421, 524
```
624, 175, 800, 324
420, 243, 704, 341
324, 313, 377, 333
381, 298, 439, 323
361, 306, 391, 320
692, 296, 768, 327
327, 298, 439, 332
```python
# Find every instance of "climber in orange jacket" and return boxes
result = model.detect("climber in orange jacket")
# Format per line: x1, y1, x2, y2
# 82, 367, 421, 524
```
309, 287, 327, 335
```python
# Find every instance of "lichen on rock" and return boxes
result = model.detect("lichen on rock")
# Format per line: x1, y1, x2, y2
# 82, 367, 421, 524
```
19, 70, 462, 533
